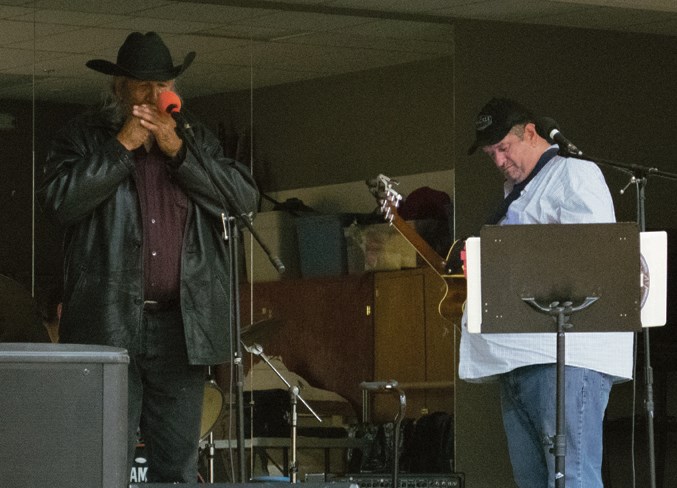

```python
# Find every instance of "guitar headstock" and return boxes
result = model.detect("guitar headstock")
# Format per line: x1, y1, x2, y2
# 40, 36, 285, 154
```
367, 174, 403, 224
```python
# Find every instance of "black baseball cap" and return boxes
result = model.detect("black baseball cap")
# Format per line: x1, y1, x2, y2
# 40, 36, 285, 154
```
467, 98, 535, 155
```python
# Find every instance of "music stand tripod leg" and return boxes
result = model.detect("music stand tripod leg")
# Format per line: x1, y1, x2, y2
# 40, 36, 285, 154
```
554, 310, 567, 487
523, 297, 599, 488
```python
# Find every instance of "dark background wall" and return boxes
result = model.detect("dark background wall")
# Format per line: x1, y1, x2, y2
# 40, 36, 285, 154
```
188, 56, 455, 193
0, 100, 81, 292
453, 20, 677, 236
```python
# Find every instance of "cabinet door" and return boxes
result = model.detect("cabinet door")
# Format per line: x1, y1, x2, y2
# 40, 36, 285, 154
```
239, 273, 374, 411
423, 268, 458, 415
372, 268, 458, 421
373, 269, 428, 421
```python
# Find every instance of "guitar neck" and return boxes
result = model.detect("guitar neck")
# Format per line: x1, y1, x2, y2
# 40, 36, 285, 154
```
388, 215, 448, 276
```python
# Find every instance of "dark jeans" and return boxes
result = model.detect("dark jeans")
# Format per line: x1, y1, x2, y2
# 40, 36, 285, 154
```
127, 307, 206, 483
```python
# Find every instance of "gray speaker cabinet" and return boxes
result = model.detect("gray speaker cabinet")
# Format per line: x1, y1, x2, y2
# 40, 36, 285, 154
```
0, 343, 128, 488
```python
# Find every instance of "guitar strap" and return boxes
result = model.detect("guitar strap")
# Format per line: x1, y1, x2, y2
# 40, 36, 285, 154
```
484, 147, 559, 225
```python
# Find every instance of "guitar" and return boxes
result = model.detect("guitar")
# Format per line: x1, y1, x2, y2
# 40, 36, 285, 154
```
368, 174, 465, 323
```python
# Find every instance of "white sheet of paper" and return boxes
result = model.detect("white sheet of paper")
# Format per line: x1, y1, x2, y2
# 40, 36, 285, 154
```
640, 231, 668, 327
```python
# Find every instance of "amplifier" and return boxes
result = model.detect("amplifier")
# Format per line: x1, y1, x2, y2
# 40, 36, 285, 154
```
0, 344, 128, 488
335, 473, 464, 488
131, 484, 358, 488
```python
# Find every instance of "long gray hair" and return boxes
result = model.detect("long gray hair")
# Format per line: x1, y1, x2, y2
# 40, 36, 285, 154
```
96, 77, 127, 126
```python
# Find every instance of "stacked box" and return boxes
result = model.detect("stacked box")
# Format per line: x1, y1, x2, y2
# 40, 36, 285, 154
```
295, 214, 349, 278
344, 222, 418, 272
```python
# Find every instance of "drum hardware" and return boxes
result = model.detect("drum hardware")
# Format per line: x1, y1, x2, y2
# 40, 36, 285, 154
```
202, 366, 226, 483
240, 318, 283, 346
242, 341, 322, 483
200, 318, 282, 483
202, 377, 226, 440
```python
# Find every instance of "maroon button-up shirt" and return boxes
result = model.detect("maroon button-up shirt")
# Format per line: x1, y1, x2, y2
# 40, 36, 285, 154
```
134, 143, 188, 302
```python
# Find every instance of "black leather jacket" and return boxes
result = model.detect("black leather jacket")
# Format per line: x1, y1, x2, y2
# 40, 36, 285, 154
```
38, 109, 259, 365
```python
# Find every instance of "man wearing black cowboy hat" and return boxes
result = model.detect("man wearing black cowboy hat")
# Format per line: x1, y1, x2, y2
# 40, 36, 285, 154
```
38, 32, 259, 483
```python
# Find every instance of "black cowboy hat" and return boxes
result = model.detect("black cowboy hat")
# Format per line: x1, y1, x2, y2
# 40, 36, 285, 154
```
86, 31, 195, 81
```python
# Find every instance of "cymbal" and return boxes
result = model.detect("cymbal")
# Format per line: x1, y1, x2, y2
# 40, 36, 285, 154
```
240, 318, 282, 345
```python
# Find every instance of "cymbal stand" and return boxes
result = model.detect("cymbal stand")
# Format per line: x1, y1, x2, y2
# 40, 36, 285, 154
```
242, 342, 322, 483
204, 366, 216, 483
206, 430, 216, 483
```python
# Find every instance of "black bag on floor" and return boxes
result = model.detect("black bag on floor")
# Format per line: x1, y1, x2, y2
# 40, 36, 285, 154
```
401, 411, 454, 473
244, 389, 290, 437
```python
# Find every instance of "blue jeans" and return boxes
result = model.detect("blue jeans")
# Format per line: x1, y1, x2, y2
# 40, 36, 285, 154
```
127, 307, 206, 483
499, 364, 613, 488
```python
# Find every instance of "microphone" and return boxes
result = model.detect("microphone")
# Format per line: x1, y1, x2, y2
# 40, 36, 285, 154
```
157, 90, 182, 114
271, 256, 286, 274
536, 116, 583, 157
157, 91, 193, 138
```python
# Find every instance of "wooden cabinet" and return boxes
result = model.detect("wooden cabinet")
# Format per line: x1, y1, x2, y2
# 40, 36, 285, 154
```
239, 273, 375, 410
371, 267, 464, 421
238, 268, 465, 422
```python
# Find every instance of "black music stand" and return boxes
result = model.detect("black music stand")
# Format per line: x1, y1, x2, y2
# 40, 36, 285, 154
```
478, 223, 642, 488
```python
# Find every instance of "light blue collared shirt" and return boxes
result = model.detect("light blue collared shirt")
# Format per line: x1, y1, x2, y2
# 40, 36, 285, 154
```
459, 146, 634, 382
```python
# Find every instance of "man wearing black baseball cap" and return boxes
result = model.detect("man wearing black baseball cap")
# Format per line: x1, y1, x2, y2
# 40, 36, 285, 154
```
467, 97, 536, 157
39, 32, 259, 483
458, 98, 633, 487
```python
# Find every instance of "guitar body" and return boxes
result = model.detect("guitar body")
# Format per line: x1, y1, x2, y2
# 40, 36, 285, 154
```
440, 277, 467, 323
369, 174, 466, 323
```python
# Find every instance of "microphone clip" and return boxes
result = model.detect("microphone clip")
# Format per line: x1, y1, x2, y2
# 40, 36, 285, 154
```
170, 112, 194, 140
556, 140, 583, 158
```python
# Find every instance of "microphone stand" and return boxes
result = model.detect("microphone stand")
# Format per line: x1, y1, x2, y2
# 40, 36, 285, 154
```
173, 119, 286, 482
360, 380, 406, 488
242, 342, 322, 483
563, 147, 677, 488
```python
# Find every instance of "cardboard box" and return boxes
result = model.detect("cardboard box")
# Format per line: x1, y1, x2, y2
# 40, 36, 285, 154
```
344, 222, 417, 272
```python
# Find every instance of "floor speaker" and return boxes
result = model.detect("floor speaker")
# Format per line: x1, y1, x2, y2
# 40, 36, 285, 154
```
0, 343, 129, 488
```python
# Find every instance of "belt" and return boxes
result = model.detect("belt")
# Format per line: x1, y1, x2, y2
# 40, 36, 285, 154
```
143, 299, 179, 312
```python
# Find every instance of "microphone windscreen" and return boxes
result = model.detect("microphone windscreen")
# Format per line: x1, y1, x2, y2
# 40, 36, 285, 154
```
535, 116, 558, 143
157, 91, 182, 113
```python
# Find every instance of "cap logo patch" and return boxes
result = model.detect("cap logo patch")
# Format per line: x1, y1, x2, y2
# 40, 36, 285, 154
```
475, 114, 492, 131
